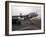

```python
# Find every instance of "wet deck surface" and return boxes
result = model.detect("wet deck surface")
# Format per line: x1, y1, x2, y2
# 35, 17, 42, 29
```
12, 18, 41, 31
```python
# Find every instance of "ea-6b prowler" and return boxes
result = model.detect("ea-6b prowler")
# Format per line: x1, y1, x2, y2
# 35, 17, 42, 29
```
12, 12, 38, 26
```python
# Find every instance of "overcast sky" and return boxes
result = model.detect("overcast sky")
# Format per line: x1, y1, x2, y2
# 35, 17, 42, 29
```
11, 5, 41, 18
